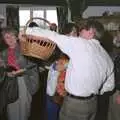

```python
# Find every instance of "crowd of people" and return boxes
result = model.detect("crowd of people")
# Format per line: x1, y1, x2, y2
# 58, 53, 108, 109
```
0, 14, 120, 120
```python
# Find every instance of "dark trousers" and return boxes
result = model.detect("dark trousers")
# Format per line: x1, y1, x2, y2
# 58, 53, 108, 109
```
0, 111, 7, 120
46, 95, 60, 120
95, 93, 110, 120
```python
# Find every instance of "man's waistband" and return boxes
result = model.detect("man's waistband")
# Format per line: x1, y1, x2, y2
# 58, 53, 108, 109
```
67, 93, 96, 100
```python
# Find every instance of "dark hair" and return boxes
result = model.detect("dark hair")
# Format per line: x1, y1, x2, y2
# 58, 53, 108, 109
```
1, 27, 18, 38
50, 23, 57, 32
0, 27, 18, 51
62, 22, 79, 36
59, 54, 69, 60
28, 22, 39, 27
118, 25, 120, 31
0, 33, 8, 51
100, 30, 113, 53
79, 19, 105, 40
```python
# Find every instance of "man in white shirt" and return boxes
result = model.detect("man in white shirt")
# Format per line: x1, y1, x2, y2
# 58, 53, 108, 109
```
26, 19, 115, 120
46, 23, 78, 120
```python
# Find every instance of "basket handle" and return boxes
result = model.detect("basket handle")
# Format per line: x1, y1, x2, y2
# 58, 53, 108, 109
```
23, 17, 51, 34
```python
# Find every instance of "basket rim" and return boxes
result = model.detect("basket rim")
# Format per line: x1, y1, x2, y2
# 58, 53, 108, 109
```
23, 17, 51, 35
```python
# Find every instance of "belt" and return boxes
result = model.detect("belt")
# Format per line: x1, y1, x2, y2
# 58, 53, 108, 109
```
67, 93, 96, 100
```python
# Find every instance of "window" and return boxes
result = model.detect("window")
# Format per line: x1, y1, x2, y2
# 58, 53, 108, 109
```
46, 10, 58, 25
19, 10, 30, 26
33, 10, 45, 27
33, 10, 44, 18
19, 7, 58, 30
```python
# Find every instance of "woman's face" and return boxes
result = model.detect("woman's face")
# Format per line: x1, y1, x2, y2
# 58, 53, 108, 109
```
3, 32, 17, 48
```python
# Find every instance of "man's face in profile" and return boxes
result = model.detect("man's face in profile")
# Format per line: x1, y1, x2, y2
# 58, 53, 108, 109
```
79, 28, 96, 40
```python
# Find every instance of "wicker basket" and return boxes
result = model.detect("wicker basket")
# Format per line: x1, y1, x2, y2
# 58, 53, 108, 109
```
20, 17, 56, 60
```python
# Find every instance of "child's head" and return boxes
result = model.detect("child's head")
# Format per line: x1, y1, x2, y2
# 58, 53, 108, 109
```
55, 54, 69, 72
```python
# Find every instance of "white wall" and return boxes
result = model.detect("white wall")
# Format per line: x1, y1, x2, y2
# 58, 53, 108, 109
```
83, 6, 120, 18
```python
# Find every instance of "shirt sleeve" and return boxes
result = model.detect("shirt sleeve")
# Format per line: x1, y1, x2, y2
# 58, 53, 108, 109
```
100, 64, 115, 95
26, 27, 79, 55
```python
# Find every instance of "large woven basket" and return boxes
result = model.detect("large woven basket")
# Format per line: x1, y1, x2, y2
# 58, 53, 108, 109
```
19, 17, 56, 60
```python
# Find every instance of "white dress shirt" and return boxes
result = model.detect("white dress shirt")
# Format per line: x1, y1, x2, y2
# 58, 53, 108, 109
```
26, 27, 115, 97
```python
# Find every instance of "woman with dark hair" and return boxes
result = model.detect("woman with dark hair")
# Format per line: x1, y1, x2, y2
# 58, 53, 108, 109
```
0, 27, 39, 120
108, 28, 120, 120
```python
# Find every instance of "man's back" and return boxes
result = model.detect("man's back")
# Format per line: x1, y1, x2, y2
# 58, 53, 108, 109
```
26, 26, 114, 97
65, 38, 114, 96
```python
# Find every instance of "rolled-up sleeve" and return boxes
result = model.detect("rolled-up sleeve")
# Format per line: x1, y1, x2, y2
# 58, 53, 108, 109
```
100, 62, 115, 94
26, 27, 79, 55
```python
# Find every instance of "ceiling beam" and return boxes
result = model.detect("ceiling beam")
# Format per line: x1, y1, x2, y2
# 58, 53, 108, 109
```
0, 0, 67, 6
87, 0, 120, 6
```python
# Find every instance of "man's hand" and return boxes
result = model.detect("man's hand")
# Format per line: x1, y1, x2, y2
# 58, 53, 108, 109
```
7, 69, 25, 77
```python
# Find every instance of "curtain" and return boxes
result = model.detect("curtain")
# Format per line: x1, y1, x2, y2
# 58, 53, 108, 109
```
68, 0, 87, 21
6, 5, 19, 32
56, 0, 87, 32
57, 6, 68, 33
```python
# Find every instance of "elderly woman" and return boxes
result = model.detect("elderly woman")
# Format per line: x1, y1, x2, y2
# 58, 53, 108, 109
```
0, 27, 39, 120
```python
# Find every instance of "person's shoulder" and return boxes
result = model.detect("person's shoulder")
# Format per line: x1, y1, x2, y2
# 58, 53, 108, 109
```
76, 36, 89, 43
90, 39, 100, 44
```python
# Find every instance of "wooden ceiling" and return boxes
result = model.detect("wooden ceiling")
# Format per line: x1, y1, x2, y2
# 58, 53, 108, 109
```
0, 0, 120, 6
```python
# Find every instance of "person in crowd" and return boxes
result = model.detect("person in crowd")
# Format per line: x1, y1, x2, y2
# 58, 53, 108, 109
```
79, 23, 114, 120
0, 14, 5, 29
94, 30, 114, 120
25, 19, 115, 120
50, 23, 57, 32
113, 28, 120, 48
46, 54, 69, 120
62, 22, 79, 37
0, 46, 8, 120
46, 22, 79, 120
108, 28, 120, 120
0, 27, 39, 120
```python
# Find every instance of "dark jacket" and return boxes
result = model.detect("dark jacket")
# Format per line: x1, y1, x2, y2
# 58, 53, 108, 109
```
0, 43, 39, 95
113, 53, 120, 90
0, 70, 18, 115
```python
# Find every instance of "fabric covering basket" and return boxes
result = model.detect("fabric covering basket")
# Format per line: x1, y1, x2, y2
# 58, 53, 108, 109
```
19, 17, 56, 60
